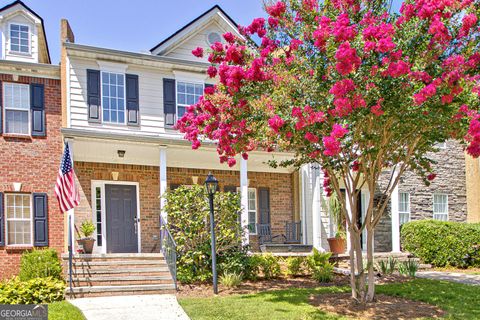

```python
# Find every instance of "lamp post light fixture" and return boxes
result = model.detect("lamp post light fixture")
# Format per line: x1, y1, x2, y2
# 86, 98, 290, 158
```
205, 172, 219, 294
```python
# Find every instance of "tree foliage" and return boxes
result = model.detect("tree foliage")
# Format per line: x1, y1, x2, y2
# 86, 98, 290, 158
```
178, 0, 480, 302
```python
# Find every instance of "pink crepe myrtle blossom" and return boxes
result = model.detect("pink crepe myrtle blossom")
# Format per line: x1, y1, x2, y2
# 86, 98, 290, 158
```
335, 42, 361, 75
268, 115, 285, 133
266, 1, 287, 18
192, 47, 204, 58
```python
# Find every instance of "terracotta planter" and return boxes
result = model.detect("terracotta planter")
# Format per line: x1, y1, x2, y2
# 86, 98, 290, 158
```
77, 238, 95, 254
327, 237, 346, 254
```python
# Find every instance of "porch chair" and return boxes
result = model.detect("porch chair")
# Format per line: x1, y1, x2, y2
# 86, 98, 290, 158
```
257, 223, 286, 245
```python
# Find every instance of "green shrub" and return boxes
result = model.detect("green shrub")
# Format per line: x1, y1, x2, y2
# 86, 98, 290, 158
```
164, 185, 244, 283
398, 259, 419, 277
257, 253, 281, 279
80, 220, 96, 238
0, 277, 65, 304
219, 272, 243, 288
401, 220, 480, 267
19, 249, 63, 281
306, 249, 334, 283
285, 256, 305, 277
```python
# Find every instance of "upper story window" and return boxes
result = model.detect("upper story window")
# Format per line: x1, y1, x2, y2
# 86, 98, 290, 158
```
101, 72, 125, 124
6, 194, 32, 246
3, 82, 30, 135
433, 193, 448, 221
10, 24, 30, 54
399, 192, 411, 225
177, 82, 203, 119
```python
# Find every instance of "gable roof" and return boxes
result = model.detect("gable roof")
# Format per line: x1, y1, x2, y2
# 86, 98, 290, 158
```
0, 0, 51, 64
150, 5, 239, 55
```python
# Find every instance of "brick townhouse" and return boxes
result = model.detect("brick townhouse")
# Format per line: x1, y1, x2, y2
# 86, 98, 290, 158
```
0, 0, 63, 279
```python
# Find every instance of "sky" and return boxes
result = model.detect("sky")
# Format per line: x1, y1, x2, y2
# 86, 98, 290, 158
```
4, 0, 403, 64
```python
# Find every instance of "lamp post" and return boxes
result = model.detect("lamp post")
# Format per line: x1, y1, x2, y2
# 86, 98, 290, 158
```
205, 172, 219, 294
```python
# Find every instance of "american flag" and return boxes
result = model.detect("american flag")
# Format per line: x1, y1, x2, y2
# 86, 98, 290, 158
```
55, 143, 80, 213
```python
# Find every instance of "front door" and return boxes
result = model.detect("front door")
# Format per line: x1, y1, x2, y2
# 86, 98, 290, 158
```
105, 184, 138, 253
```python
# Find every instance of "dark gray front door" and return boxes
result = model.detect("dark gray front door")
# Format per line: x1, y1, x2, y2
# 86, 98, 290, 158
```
105, 184, 138, 253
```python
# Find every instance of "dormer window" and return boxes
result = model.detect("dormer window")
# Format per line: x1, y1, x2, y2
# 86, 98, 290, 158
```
10, 23, 30, 54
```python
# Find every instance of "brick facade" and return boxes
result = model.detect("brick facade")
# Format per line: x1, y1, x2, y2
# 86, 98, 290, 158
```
73, 162, 295, 253
374, 141, 468, 252
0, 73, 63, 279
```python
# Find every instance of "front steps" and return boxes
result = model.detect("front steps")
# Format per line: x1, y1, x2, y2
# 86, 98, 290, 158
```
62, 253, 176, 298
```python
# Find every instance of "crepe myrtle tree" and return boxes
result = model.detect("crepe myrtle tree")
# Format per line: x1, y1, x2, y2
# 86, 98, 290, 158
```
178, 0, 480, 302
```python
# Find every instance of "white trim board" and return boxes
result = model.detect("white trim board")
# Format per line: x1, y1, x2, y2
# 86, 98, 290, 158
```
91, 180, 141, 254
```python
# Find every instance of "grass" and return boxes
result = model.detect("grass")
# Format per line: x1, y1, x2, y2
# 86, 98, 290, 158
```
179, 279, 480, 320
48, 301, 85, 320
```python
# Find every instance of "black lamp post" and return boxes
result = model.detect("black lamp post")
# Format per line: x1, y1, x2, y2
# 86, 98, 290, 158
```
205, 172, 219, 294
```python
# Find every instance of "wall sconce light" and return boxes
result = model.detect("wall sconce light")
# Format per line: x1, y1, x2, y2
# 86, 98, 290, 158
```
117, 150, 126, 158
192, 176, 199, 184
13, 182, 22, 192
111, 172, 119, 181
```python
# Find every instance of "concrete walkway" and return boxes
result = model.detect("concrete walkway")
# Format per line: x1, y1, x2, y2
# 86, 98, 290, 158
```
416, 271, 480, 286
69, 294, 190, 320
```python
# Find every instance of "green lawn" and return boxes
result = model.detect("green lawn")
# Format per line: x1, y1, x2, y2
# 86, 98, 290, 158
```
179, 279, 480, 320
48, 301, 85, 320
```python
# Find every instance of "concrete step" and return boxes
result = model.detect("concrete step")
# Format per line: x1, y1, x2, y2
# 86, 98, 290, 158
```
71, 260, 166, 267
66, 284, 176, 298
72, 267, 171, 276
73, 275, 173, 287
259, 244, 313, 253
62, 253, 165, 261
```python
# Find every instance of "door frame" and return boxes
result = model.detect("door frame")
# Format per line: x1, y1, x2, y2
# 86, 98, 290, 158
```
91, 180, 141, 254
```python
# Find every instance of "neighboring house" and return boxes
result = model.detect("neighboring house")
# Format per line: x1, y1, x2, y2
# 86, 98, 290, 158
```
0, 0, 62, 279
60, 5, 470, 256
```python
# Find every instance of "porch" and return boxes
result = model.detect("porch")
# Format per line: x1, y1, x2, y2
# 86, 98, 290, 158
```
62, 131, 301, 254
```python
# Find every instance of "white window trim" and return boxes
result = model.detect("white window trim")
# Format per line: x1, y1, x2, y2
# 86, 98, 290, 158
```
3, 82, 31, 136
91, 180, 141, 254
398, 192, 411, 225
237, 187, 257, 235
176, 81, 204, 123
5, 193, 33, 247
100, 71, 127, 125
8, 22, 31, 56
433, 193, 448, 221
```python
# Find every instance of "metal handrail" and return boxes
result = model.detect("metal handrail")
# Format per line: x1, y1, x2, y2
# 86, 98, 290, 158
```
67, 214, 73, 294
160, 215, 177, 289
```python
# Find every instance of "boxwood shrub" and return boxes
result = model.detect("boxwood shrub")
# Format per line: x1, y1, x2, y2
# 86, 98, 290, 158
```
19, 248, 63, 281
0, 277, 65, 304
401, 220, 480, 267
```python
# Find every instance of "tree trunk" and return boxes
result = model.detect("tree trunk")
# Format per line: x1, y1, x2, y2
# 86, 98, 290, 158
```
366, 225, 375, 302
349, 228, 367, 303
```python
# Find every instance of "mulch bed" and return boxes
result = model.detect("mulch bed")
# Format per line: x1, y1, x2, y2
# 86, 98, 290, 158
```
177, 275, 349, 297
309, 293, 446, 319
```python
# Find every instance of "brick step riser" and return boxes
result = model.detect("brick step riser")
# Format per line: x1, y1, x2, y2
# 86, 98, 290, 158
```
67, 289, 176, 298
72, 279, 173, 287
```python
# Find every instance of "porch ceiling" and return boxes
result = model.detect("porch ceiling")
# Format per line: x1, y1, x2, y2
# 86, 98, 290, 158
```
69, 136, 295, 173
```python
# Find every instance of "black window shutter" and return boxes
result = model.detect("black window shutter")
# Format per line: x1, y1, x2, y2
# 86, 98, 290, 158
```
33, 193, 48, 247
163, 78, 176, 126
126, 74, 139, 125
0, 193, 4, 246
258, 188, 270, 225
30, 83, 45, 137
224, 186, 237, 193
87, 69, 101, 123
205, 83, 214, 89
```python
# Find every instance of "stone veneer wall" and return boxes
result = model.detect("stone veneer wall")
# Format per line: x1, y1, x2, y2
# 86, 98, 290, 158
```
74, 163, 294, 252
374, 141, 468, 252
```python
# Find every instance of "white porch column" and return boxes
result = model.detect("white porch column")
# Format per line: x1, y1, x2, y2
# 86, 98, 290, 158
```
312, 166, 323, 250
159, 146, 167, 221
240, 158, 249, 245
391, 168, 401, 253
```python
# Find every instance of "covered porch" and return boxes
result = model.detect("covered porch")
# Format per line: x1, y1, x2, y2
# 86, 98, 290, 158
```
62, 129, 302, 254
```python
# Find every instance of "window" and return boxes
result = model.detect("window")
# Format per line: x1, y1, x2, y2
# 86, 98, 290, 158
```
433, 194, 448, 221
5, 194, 32, 246
236, 187, 258, 234
94, 187, 102, 246
247, 188, 257, 234
177, 82, 203, 120
399, 192, 410, 225
10, 24, 29, 54
101, 72, 125, 124
3, 83, 30, 135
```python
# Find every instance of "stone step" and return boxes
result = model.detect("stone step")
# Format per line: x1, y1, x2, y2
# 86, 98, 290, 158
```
73, 275, 173, 287
71, 260, 166, 267
71, 267, 171, 276
259, 244, 313, 253
62, 253, 165, 261
66, 284, 176, 298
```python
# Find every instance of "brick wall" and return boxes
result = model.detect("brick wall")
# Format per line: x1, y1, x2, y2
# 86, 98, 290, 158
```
74, 162, 294, 253
0, 74, 63, 279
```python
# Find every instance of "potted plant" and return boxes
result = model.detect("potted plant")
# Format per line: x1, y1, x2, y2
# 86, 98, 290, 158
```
77, 221, 96, 254
323, 192, 347, 254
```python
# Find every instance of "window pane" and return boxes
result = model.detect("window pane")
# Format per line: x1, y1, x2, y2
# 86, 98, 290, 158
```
186, 84, 194, 94
6, 194, 32, 245
5, 110, 28, 134
10, 24, 29, 53
177, 106, 186, 118
101, 72, 125, 124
